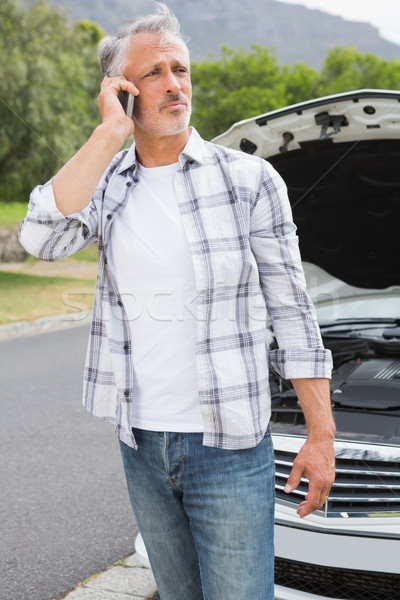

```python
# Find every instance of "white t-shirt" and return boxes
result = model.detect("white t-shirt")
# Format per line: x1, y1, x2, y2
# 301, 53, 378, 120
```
109, 161, 203, 432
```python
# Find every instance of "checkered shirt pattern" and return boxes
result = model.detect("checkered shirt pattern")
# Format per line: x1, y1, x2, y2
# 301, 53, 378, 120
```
20, 128, 332, 449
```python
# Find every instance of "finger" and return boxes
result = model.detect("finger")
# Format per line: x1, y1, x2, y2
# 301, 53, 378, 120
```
297, 498, 320, 518
297, 483, 331, 518
312, 474, 334, 509
284, 460, 304, 494
101, 76, 138, 97
305, 473, 328, 509
101, 75, 115, 90
297, 488, 330, 518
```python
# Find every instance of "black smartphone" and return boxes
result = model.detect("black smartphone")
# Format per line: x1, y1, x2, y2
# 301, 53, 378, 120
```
118, 90, 135, 119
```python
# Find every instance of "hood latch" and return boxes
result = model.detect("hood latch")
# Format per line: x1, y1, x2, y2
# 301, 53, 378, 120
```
315, 112, 349, 140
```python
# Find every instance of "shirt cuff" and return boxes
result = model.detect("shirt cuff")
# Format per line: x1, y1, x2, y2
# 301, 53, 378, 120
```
29, 179, 92, 229
269, 347, 333, 380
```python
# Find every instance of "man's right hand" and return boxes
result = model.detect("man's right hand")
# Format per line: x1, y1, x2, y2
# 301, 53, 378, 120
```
53, 76, 139, 216
98, 76, 138, 141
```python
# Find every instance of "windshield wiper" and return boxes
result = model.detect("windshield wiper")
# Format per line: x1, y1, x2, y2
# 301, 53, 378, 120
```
319, 318, 399, 331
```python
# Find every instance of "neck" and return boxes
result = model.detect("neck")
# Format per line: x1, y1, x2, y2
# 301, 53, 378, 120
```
134, 129, 190, 167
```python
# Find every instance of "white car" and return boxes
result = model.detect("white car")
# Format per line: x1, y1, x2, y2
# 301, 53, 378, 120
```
136, 90, 400, 599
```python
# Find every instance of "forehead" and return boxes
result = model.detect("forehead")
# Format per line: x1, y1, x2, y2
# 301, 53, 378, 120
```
125, 32, 190, 73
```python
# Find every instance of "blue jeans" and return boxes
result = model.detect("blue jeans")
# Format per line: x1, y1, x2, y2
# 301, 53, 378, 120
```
119, 429, 275, 600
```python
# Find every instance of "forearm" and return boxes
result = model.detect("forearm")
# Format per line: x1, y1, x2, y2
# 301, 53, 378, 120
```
286, 378, 335, 517
53, 75, 137, 216
291, 378, 335, 441
19, 177, 98, 261
53, 123, 127, 216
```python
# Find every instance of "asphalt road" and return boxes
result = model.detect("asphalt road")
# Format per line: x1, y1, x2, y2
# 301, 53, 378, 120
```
0, 325, 138, 600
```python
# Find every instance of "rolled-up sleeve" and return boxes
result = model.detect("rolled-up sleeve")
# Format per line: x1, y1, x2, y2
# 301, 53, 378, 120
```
250, 161, 332, 379
19, 178, 98, 261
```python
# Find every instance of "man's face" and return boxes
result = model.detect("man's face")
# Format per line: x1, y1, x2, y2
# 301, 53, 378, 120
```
123, 32, 192, 139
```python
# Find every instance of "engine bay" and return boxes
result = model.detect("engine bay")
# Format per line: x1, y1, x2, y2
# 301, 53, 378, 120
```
270, 322, 400, 444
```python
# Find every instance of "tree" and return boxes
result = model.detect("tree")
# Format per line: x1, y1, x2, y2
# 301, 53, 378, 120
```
3, 1, 399, 199
281, 62, 321, 107
190, 45, 323, 140
190, 42, 400, 141
0, 0, 104, 203
191, 45, 288, 140
318, 46, 400, 95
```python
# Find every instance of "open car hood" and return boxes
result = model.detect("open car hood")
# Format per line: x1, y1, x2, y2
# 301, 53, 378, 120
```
213, 90, 400, 289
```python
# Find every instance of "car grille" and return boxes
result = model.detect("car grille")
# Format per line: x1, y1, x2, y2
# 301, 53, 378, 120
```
275, 557, 400, 600
275, 449, 400, 516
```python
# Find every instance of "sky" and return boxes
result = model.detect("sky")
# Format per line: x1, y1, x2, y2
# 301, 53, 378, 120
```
277, 0, 400, 46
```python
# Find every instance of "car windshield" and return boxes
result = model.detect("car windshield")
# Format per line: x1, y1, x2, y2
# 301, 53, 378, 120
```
316, 294, 400, 324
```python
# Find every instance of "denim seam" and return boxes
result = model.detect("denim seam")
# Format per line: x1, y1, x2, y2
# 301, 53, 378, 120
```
167, 433, 184, 489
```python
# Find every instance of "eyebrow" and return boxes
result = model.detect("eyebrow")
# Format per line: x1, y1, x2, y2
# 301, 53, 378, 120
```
139, 58, 189, 77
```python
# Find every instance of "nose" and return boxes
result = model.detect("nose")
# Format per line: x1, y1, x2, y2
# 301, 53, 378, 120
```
165, 69, 181, 94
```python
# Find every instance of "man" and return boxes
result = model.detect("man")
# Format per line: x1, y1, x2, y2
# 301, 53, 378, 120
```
20, 3, 335, 599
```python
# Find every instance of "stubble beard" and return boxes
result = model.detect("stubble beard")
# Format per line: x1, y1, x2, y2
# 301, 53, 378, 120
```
134, 97, 192, 139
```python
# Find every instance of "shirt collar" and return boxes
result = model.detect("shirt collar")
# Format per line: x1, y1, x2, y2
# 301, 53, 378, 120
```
179, 127, 206, 165
116, 126, 205, 176
116, 142, 137, 175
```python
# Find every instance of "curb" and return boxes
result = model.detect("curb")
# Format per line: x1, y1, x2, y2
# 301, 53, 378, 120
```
0, 311, 91, 341
58, 553, 159, 600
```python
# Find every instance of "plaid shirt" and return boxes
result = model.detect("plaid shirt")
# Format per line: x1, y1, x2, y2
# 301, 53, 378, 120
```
20, 128, 332, 450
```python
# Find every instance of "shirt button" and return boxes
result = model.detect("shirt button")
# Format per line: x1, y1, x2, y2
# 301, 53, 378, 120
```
123, 344, 129, 351
117, 299, 123, 306
106, 214, 112, 220
124, 390, 130, 398
126, 181, 132, 187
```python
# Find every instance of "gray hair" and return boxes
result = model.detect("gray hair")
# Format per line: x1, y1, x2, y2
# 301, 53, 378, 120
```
97, 2, 188, 77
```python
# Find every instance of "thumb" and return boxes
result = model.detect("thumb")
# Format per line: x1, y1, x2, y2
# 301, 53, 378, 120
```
284, 460, 303, 494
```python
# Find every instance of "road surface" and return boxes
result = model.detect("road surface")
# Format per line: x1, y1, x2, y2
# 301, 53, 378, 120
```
0, 325, 137, 600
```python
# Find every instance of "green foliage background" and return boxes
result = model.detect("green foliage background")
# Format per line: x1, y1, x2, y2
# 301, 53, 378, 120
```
190, 45, 400, 139
2, 0, 400, 203
0, 0, 103, 204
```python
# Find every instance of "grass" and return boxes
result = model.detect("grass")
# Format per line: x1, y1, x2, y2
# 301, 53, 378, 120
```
0, 202, 98, 324
0, 201, 99, 262
64, 243, 99, 262
22, 244, 99, 265
0, 202, 29, 229
0, 271, 96, 325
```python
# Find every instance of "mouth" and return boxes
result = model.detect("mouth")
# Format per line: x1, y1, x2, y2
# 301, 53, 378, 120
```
162, 103, 187, 111
160, 98, 187, 111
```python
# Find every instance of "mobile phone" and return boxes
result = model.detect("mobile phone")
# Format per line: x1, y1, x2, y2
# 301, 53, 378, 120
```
118, 90, 135, 119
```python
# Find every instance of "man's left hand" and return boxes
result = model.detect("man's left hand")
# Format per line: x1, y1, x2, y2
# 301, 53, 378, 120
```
284, 438, 335, 518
